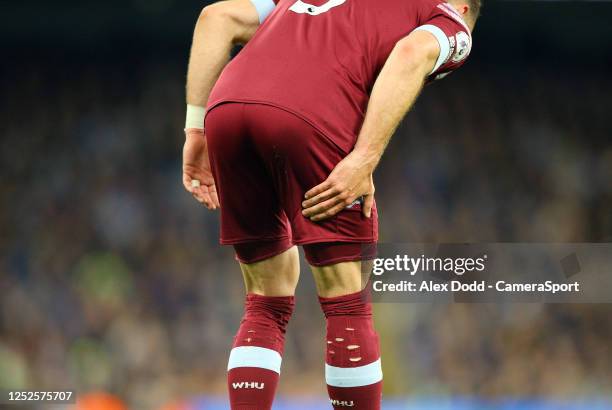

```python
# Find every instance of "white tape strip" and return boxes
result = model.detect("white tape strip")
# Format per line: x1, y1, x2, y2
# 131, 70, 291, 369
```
325, 358, 383, 387
185, 105, 206, 129
228, 346, 283, 374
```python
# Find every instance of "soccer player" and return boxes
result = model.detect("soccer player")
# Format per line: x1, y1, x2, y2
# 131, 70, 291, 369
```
182, 0, 480, 408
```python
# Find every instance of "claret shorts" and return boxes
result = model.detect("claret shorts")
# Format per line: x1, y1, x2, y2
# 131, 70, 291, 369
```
205, 102, 377, 266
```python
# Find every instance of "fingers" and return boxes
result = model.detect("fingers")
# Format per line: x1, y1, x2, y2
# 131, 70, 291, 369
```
190, 183, 210, 207
196, 188, 214, 209
211, 190, 221, 208
302, 195, 345, 219
302, 186, 338, 209
182, 173, 219, 210
303, 188, 362, 221
304, 180, 333, 200
205, 182, 221, 209
302, 173, 375, 221
301, 178, 343, 220
310, 201, 348, 222
362, 194, 374, 218
197, 184, 221, 210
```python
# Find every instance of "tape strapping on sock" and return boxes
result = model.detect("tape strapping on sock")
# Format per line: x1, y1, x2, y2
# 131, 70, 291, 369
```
228, 346, 282, 374
325, 358, 383, 387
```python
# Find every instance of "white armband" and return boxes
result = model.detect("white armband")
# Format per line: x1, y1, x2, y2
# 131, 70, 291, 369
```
185, 105, 206, 129
413, 24, 451, 75
250, 0, 276, 24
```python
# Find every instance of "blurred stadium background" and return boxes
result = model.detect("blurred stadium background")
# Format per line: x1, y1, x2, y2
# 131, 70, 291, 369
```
1, 0, 611, 409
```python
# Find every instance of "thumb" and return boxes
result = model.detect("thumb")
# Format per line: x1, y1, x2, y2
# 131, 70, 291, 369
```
183, 172, 194, 193
363, 194, 374, 218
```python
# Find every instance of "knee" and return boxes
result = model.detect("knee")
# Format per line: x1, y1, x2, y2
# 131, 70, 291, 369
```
237, 245, 299, 296
306, 242, 376, 298
311, 261, 365, 298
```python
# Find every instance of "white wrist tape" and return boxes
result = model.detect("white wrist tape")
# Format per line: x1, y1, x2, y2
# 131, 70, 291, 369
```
185, 105, 206, 129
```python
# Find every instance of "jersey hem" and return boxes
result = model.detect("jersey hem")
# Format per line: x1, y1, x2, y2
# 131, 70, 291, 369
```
207, 99, 352, 155
293, 236, 378, 246
221, 236, 378, 245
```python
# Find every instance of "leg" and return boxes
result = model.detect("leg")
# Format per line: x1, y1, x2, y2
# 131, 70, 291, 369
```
237, 245, 300, 297
308, 246, 383, 410
232, 104, 381, 407
205, 104, 298, 410
227, 247, 300, 410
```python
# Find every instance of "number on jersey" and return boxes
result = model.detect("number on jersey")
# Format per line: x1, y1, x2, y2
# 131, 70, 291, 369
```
289, 0, 347, 16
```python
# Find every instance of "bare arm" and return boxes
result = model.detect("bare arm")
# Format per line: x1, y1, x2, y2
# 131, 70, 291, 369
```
352, 30, 440, 171
183, 0, 262, 209
302, 30, 442, 220
186, 0, 262, 110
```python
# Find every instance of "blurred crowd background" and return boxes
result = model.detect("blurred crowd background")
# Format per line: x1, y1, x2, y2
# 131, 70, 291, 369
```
1, 0, 611, 409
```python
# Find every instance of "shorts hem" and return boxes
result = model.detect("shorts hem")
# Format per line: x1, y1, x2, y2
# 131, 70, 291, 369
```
306, 254, 377, 267
235, 242, 296, 264
220, 236, 291, 245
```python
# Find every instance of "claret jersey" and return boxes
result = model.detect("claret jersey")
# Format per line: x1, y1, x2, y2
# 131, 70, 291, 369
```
207, 0, 472, 154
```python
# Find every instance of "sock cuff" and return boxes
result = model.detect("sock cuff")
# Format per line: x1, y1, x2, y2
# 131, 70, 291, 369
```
245, 294, 295, 322
238, 294, 295, 353
245, 293, 295, 305
319, 288, 372, 317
